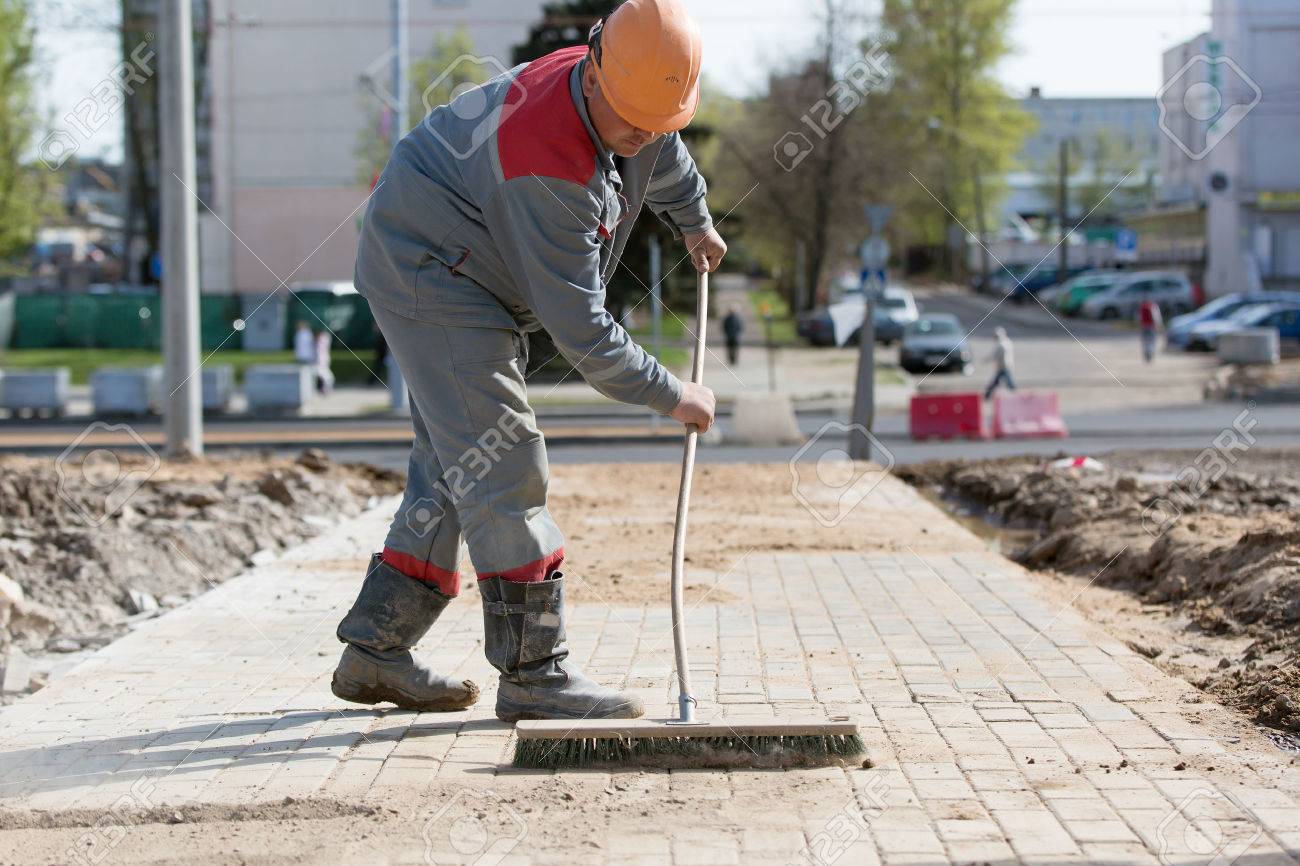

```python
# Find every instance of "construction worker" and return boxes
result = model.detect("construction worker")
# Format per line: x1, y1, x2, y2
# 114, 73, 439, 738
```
331, 0, 724, 723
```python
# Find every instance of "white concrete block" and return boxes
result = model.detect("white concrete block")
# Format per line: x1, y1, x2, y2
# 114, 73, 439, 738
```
244, 364, 313, 414
0, 368, 70, 414
1217, 328, 1280, 365
201, 365, 235, 413
726, 393, 804, 446
90, 366, 163, 415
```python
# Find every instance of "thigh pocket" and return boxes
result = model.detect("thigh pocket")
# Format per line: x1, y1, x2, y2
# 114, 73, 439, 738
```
445, 326, 521, 368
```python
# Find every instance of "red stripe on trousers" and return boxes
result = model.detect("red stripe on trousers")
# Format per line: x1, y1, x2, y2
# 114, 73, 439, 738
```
477, 548, 564, 583
381, 547, 461, 597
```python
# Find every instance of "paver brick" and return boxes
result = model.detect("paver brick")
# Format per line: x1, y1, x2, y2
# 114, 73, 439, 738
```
0, 487, 1296, 866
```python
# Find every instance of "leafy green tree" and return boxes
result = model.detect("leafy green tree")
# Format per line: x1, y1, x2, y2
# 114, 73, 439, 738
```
877, 0, 1033, 278
355, 29, 485, 184
0, 0, 47, 264
512, 0, 611, 66
1035, 129, 1154, 231
705, 1, 900, 310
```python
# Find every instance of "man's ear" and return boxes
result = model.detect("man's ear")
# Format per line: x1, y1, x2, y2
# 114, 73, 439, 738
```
581, 55, 598, 98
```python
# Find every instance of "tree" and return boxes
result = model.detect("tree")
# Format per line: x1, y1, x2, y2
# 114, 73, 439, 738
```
355, 29, 485, 185
1035, 129, 1154, 231
877, 0, 1033, 279
512, 0, 609, 66
0, 0, 46, 263
707, 1, 896, 311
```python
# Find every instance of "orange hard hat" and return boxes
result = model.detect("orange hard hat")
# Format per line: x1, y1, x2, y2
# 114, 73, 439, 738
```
590, 0, 702, 134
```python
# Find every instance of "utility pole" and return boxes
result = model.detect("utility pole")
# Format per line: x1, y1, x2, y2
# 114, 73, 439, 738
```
161, 0, 202, 457
848, 295, 875, 461
385, 0, 411, 414
1058, 139, 1070, 278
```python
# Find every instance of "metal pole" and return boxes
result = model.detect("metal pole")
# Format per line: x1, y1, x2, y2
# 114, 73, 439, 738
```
848, 292, 875, 461
1058, 139, 1069, 279
392, 0, 408, 139
161, 0, 202, 457
386, 0, 411, 415
649, 234, 662, 431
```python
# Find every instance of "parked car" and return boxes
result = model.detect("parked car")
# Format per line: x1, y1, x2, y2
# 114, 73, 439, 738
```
1055, 271, 1126, 316
1167, 291, 1300, 348
899, 314, 972, 375
974, 263, 1088, 301
871, 287, 920, 345
1079, 271, 1196, 320
1186, 303, 1300, 351
797, 284, 919, 347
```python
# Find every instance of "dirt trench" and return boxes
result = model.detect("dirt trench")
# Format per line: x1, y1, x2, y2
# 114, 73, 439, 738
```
0, 449, 403, 699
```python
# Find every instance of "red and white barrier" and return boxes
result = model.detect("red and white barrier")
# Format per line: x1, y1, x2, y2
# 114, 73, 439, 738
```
909, 393, 989, 441
992, 391, 1068, 439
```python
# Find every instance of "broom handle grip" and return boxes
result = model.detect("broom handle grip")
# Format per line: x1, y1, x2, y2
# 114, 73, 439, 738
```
670, 270, 707, 723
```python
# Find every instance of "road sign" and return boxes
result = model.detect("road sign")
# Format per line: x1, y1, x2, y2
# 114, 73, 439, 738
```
859, 237, 889, 271
1115, 228, 1138, 262
864, 204, 893, 235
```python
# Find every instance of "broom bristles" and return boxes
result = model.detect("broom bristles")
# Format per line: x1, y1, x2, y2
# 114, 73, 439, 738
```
513, 732, 865, 770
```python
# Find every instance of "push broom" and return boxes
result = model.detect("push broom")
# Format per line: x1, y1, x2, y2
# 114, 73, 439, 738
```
513, 271, 864, 769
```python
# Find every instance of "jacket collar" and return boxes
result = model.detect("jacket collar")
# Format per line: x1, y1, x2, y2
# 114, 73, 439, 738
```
570, 57, 616, 173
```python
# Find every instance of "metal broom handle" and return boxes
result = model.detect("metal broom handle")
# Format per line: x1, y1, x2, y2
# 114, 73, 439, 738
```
670, 269, 707, 724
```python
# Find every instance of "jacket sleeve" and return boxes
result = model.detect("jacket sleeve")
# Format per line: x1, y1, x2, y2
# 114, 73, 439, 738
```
644, 133, 712, 237
484, 175, 683, 414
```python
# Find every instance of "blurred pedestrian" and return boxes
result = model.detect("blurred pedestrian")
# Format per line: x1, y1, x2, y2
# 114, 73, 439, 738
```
314, 328, 334, 395
1138, 292, 1163, 364
723, 306, 744, 365
984, 326, 1016, 399
293, 320, 315, 365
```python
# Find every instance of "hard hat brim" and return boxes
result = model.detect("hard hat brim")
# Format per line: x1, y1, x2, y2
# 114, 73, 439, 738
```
593, 61, 700, 134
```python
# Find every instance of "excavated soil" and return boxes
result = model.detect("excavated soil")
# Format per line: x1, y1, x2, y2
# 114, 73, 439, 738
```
899, 449, 1300, 734
0, 450, 403, 693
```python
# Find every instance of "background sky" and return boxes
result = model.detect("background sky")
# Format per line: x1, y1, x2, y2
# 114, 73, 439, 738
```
31, 0, 1214, 163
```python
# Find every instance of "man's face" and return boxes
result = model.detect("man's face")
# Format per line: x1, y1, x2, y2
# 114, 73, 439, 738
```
582, 60, 662, 158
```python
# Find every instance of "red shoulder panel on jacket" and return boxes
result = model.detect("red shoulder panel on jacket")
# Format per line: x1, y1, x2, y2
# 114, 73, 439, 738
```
497, 46, 596, 186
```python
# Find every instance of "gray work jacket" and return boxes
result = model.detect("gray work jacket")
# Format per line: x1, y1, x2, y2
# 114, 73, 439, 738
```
355, 46, 713, 414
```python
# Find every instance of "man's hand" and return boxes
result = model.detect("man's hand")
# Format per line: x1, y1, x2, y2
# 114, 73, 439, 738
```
670, 381, 716, 433
682, 227, 727, 273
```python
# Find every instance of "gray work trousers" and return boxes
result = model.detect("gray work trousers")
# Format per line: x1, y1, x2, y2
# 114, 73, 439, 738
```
370, 303, 565, 596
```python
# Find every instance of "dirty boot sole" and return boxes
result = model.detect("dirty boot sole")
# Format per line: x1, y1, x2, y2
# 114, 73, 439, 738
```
496, 697, 644, 723
331, 673, 479, 712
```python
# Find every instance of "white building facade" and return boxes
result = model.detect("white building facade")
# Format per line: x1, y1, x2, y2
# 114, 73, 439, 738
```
201, 0, 548, 295
1160, 0, 1300, 296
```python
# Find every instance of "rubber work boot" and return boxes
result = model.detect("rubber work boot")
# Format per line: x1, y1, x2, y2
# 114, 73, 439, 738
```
332, 554, 479, 711
481, 572, 643, 721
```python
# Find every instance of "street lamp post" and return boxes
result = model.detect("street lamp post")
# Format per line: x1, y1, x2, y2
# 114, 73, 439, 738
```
160, 0, 202, 457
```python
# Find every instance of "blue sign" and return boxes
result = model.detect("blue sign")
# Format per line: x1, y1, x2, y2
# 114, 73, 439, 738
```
1116, 229, 1138, 253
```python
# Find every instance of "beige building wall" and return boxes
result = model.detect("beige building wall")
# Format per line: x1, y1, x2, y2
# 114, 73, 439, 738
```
205, 0, 549, 294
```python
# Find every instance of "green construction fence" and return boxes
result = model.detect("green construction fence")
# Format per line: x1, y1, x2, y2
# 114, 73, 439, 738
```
7, 291, 378, 352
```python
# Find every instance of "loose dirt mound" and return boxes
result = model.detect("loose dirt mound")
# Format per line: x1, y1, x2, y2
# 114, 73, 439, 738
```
900, 452, 1300, 732
0, 450, 402, 677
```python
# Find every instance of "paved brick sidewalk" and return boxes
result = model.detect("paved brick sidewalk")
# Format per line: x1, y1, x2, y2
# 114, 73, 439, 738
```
2, 477, 1298, 865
